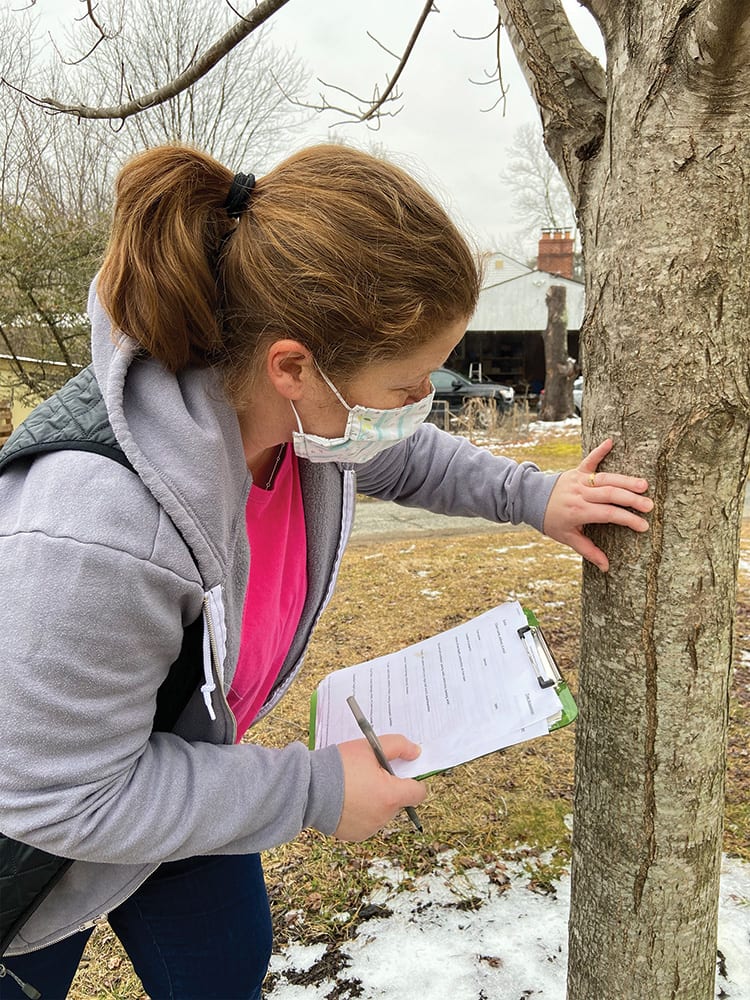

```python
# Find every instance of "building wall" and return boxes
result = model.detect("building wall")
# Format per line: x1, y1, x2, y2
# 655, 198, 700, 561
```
450, 330, 579, 397
0, 399, 12, 448
0, 358, 44, 437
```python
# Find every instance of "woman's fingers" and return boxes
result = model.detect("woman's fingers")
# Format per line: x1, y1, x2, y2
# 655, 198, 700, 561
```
334, 737, 426, 843
543, 441, 654, 570
579, 438, 613, 473
584, 471, 650, 495
564, 531, 610, 573
579, 440, 651, 497
584, 484, 654, 517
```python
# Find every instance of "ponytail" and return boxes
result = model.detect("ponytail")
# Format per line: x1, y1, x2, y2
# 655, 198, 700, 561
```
98, 142, 480, 397
98, 145, 235, 371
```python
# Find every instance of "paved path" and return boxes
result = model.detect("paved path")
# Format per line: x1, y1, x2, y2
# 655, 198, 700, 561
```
349, 480, 750, 544
349, 500, 519, 544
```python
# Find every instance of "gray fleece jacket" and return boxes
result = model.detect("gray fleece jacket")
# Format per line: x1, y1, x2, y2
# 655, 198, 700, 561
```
0, 286, 557, 955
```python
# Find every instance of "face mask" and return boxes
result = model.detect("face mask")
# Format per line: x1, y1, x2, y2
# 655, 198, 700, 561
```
291, 368, 435, 464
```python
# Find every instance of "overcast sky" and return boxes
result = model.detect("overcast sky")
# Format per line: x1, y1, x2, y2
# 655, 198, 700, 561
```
267, 0, 605, 254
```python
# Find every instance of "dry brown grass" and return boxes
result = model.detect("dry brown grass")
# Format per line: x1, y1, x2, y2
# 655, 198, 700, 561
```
428, 397, 554, 445
64, 427, 750, 998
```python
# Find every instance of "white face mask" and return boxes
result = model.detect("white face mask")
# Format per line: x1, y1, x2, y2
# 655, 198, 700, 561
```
291, 368, 435, 464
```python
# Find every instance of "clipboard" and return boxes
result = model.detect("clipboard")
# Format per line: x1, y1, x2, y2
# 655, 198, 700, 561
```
308, 602, 578, 775
518, 608, 578, 731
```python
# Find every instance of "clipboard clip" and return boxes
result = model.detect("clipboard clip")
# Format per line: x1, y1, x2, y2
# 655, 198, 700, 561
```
517, 624, 562, 689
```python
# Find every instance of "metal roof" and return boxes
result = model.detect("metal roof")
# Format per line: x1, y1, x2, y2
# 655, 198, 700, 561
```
480, 251, 533, 285
468, 270, 585, 333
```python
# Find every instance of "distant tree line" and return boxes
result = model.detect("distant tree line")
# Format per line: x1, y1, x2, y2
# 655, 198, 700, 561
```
0, 0, 307, 401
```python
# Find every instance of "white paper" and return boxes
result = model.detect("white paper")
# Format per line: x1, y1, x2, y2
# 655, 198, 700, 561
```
313, 601, 563, 778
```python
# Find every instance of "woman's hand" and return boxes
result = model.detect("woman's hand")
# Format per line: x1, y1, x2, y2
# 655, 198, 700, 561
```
334, 735, 426, 842
542, 438, 653, 572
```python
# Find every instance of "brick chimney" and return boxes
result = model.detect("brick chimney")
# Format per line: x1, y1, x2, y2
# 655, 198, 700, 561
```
538, 228, 575, 279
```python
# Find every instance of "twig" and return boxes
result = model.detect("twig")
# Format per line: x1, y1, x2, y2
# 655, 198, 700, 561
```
456, 12, 509, 115
5, 0, 292, 121
359, 0, 436, 123
270, 1, 436, 127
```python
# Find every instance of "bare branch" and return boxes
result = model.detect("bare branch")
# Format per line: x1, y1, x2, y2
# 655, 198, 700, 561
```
0, 322, 26, 383
462, 13, 509, 116
366, 31, 400, 61
495, 0, 607, 200
48, 0, 118, 67
359, 0, 436, 123
469, 69, 501, 87
493, 11, 509, 116
5, 0, 293, 121
300, 77, 404, 128
454, 25, 498, 42
229, 0, 436, 129
267, 4, 437, 129
81, 0, 107, 36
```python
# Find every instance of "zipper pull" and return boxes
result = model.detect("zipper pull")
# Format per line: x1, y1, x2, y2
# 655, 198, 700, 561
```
0, 963, 42, 999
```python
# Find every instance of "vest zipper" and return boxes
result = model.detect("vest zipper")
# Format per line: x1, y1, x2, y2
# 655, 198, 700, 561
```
0, 963, 41, 998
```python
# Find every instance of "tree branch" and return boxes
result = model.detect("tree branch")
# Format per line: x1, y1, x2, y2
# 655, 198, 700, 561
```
358, 0, 435, 123
458, 14, 509, 115
686, 0, 750, 95
576, 0, 614, 37
494, 0, 607, 201
19, 283, 75, 369
4, 0, 293, 122
630, 0, 750, 131
55, 0, 115, 66
0, 321, 26, 382
267, 2, 437, 129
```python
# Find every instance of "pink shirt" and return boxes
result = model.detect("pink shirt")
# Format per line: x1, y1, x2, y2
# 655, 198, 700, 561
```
228, 446, 307, 740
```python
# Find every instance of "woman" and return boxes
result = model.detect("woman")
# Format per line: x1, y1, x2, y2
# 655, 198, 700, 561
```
0, 144, 652, 999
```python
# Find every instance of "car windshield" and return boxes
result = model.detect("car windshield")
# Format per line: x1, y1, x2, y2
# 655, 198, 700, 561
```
431, 368, 471, 390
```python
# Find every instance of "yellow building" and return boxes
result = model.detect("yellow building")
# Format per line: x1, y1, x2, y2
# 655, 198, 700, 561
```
0, 355, 80, 438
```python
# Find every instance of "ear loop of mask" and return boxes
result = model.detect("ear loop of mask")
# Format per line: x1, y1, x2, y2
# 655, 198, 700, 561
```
316, 365, 353, 410
289, 362, 352, 435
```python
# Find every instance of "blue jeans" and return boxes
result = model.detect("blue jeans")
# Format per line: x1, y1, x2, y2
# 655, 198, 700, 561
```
0, 854, 272, 1000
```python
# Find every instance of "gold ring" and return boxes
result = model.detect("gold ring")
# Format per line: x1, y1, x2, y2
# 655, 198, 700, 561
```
588, 473, 597, 487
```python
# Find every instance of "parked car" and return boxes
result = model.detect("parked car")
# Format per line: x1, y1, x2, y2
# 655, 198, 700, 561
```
429, 367, 511, 417
537, 376, 583, 416
573, 376, 583, 416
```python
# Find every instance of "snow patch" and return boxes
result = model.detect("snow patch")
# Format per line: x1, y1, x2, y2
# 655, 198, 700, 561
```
267, 855, 750, 1000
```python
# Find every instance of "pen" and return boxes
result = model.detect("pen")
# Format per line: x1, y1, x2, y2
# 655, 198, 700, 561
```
346, 695, 423, 833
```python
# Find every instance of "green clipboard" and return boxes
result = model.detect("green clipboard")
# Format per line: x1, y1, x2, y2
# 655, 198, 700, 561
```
309, 607, 577, 752
520, 608, 578, 731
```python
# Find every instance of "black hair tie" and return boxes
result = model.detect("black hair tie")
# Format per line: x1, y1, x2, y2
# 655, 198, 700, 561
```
224, 172, 256, 219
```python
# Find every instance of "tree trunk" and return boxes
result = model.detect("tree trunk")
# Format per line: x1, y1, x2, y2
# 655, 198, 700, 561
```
565, 9, 750, 998
540, 284, 575, 421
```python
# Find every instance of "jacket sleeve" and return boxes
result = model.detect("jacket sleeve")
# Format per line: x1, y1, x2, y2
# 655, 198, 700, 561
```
354, 422, 559, 533
0, 452, 344, 865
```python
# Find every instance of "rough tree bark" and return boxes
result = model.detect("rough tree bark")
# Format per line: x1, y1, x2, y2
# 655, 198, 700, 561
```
497, 1, 750, 996
540, 284, 575, 421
